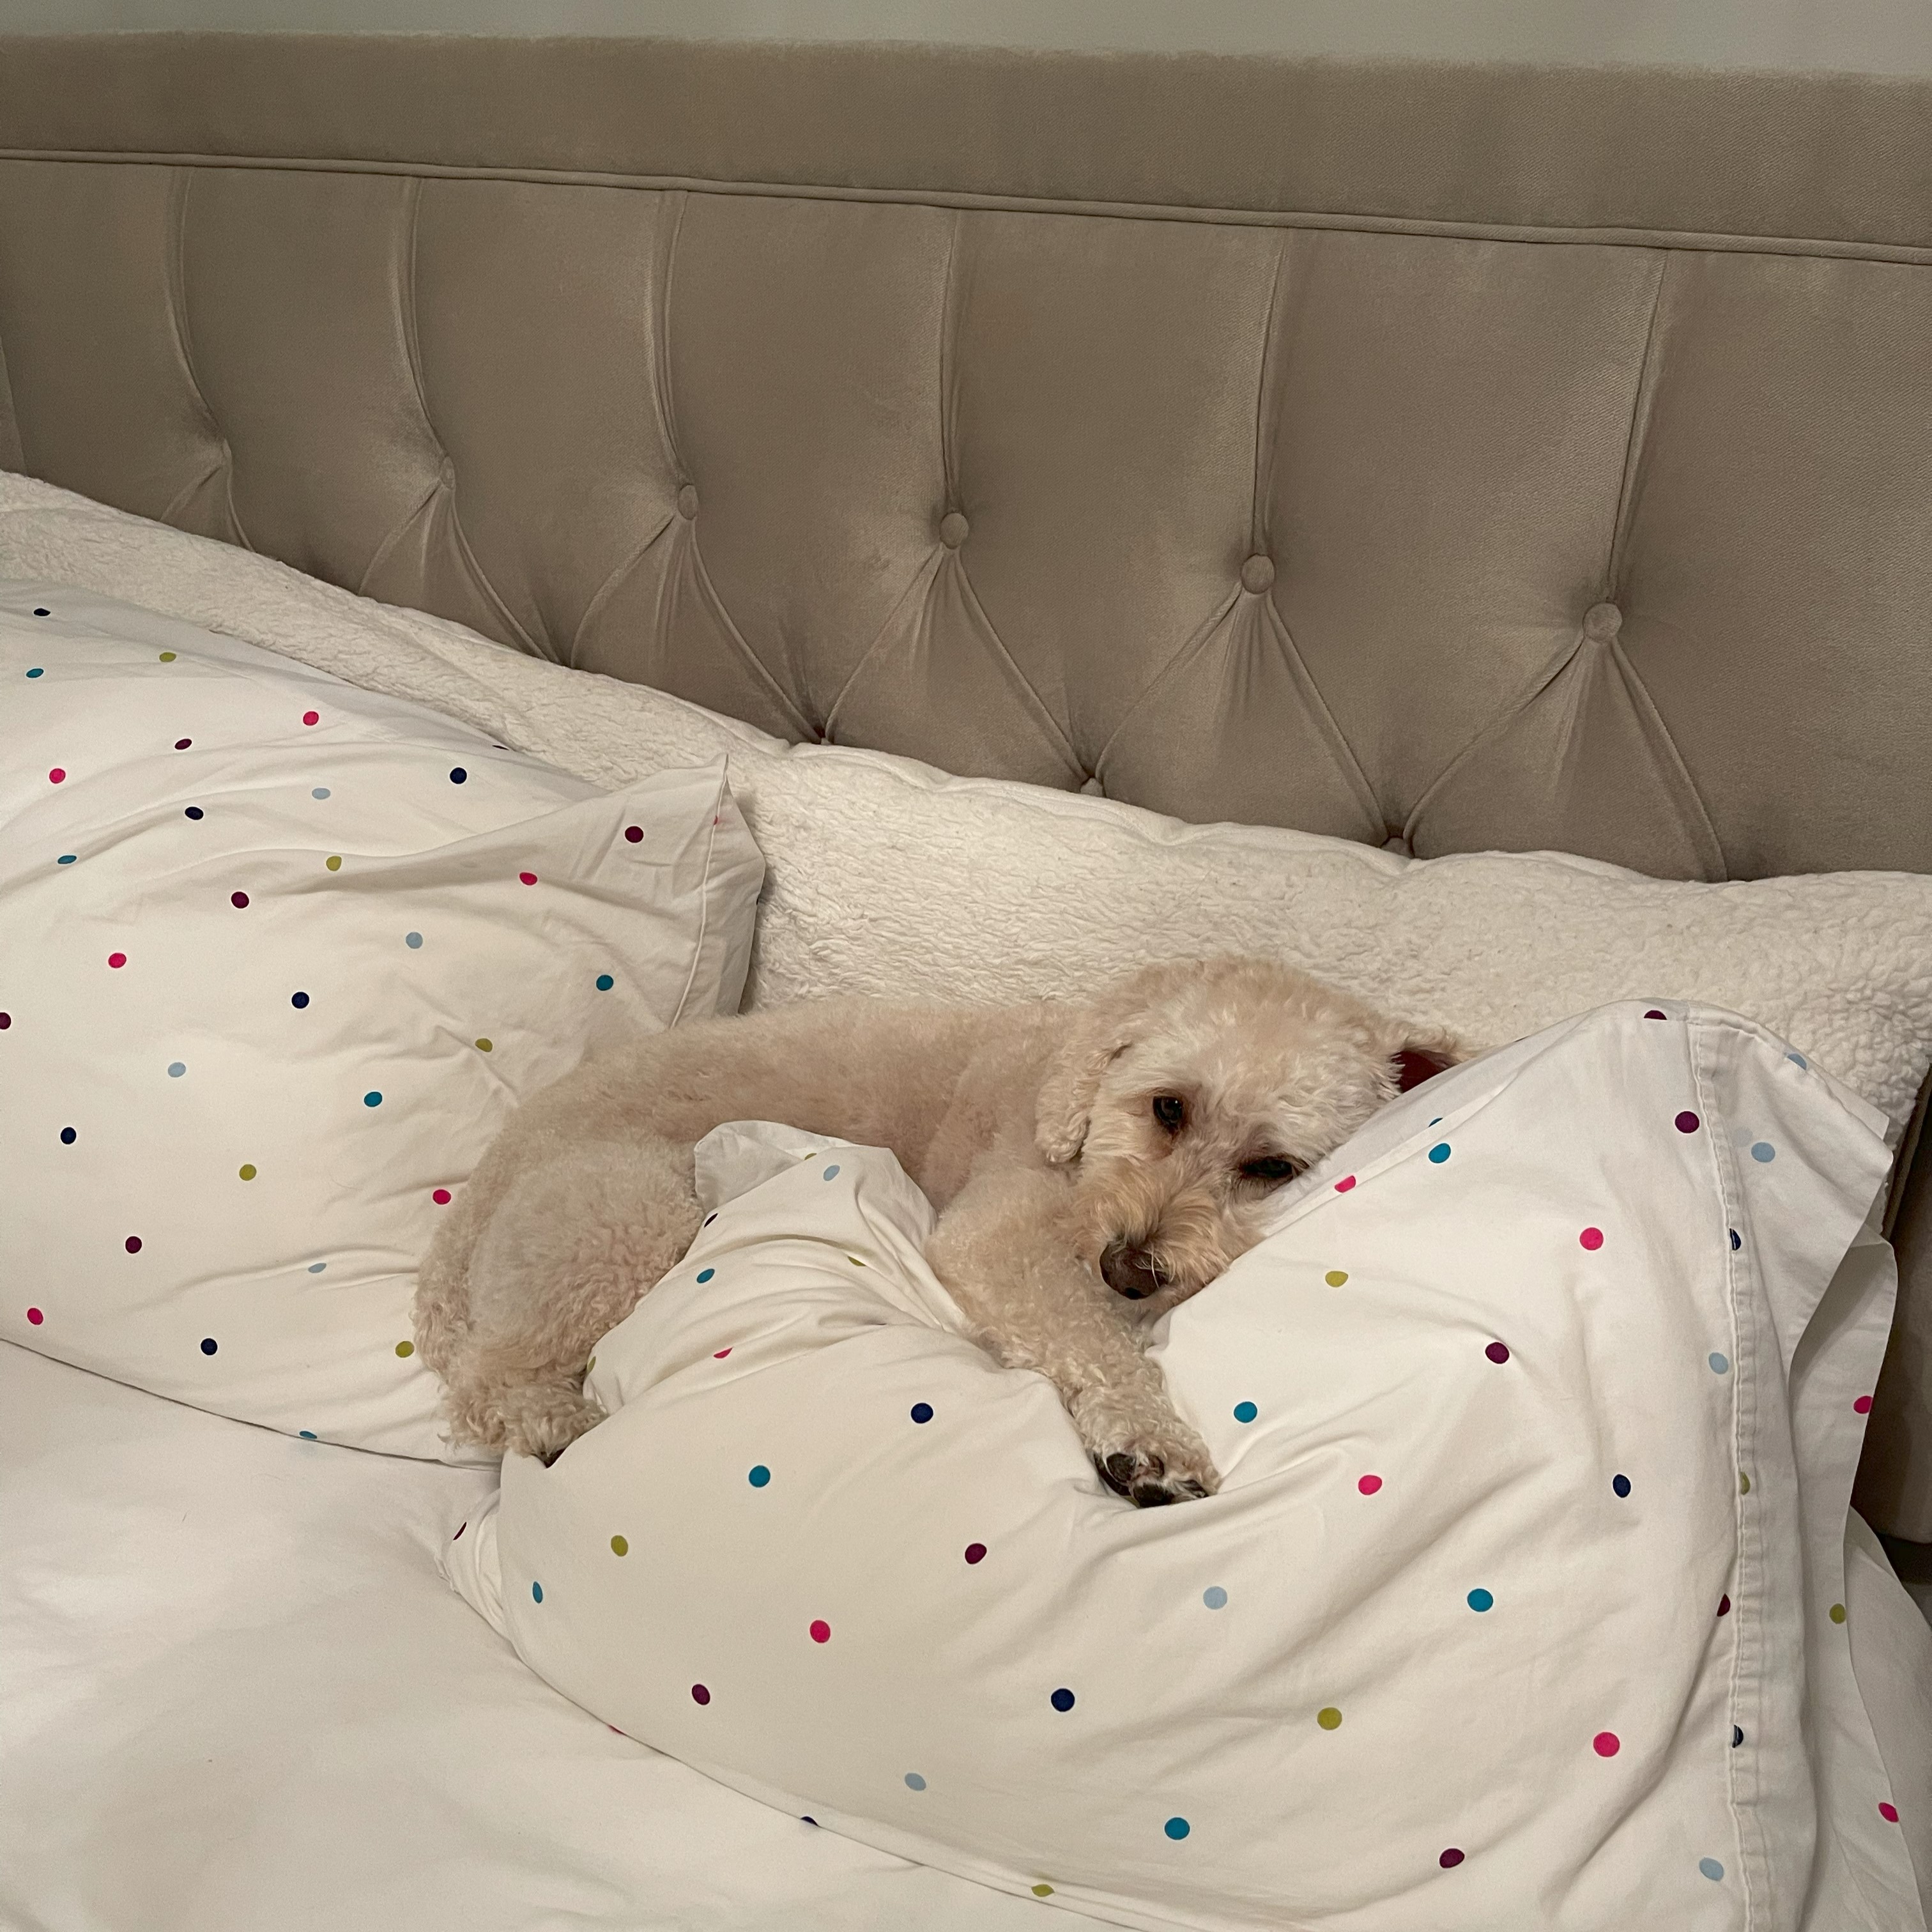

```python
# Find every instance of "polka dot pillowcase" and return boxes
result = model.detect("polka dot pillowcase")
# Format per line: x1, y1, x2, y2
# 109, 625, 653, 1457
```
0, 587, 762, 1459
447, 1005, 1920, 1932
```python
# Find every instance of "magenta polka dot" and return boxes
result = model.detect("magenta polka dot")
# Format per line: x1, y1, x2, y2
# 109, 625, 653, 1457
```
1881, 1802, 1900, 1823
1333, 1175, 1356, 1193
1485, 1341, 1510, 1364
518, 870, 538, 885
1579, 1227, 1604, 1250
624, 824, 644, 843
1357, 1473, 1383, 1496
124, 1235, 142, 1254
107, 951, 126, 969
1675, 1111, 1700, 1134
1854, 1395, 1873, 1414
964, 1542, 987, 1565
47, 766, 65, 783
432, 1188, 452, 1205
174, 738, 191, 751
1439, 1848, 1465, 1869
1593, 1731, 1620, 1758
809, 1620, 831, 1644
230, 891, 249, 908
691, 1683, 710, 1706
26, 1306, 43, 1325
713, 1347, 732, 1359
302, 710, 319, 726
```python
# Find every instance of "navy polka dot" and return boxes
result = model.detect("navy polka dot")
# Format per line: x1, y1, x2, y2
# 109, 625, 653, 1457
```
291, 991, 309, 1008
183, 806, 203, 820
200, 1337, 218, 1356
1613, 1473, 1632, 1498
910, 1402, 934, 1424
1733, 1726, 1744, 1747
1050, 1688, 1075, 1712
33, 606, 49, 617
1729, 1229, 1741, 1250
59, 1126, 76, 1144
449, 767, 468, 784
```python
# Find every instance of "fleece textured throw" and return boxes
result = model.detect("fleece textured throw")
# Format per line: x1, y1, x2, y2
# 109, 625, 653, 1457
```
2, 473, 1931, 1134
444, 1006, 1919, 1932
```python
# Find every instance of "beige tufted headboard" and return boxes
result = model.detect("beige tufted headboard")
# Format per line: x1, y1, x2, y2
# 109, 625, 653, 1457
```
4, 32, 1931, 1530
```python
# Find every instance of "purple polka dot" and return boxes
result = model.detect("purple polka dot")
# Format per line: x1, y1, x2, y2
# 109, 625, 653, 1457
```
964, 1542, 987, 1564
624, 824, 644, 843
124, 1235, 142, 1254
691, 1683, 710, 1705
1485, 1341, 1510, 1364
231, 891, 249, 908
1439, 1848, 1465, 1869
1644, 1009, 1666, 1020
1675, 1111, 1700, 1134
173, 738, 191, 751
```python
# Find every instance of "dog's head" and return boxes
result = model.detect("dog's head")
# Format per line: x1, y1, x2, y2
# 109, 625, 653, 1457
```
1037, 958, 1459, 1316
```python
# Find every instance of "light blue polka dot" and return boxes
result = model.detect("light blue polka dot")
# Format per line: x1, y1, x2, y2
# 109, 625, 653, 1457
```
312, 787, 330, 799
1428, 1142, 1452, 1163
57, 854, 75, 864
1751, 1142, 1775, 1163
404, 931, 422, 949
532, 1581, 543, 1604
595, 973, 614, 991
1232, 1400, 1258, 1423
167, 1061, 186, 1078
823, 1164, 841, 1181
748, 1464, 770, 1487
904, 1773, 926, 1791
1202, 1586, 1227, 1610
364, 1091, 383, 1108
1788, 1052, 1807, 1069
308, 1262, 326, 1274
1699, 1858, 1725, 1882
1164, 1817, 1191, 1841
696, 1268, 715, 1283
1468, 1588, 1494, 1613
1709, 1351, 1731, 1374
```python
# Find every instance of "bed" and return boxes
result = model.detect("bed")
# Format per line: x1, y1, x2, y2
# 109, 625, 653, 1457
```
5, 27, 1932, 1930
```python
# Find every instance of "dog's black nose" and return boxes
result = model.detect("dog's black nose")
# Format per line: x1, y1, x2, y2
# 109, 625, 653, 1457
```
1101, 1239, 1165, 1300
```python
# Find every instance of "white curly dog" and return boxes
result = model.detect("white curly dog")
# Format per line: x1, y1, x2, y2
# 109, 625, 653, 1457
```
415, 957, 1456, 1505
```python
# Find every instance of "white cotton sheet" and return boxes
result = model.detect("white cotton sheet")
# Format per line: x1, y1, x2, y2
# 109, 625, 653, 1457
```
0, 1342, 1044, 1932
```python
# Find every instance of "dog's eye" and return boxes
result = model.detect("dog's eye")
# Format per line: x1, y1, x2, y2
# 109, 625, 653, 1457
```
1239, 1154, 1300, 1185
1151, 1094, 1186, 1135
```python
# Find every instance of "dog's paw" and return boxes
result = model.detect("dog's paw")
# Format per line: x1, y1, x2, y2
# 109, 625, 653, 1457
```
1073, 1392, 1220, 1507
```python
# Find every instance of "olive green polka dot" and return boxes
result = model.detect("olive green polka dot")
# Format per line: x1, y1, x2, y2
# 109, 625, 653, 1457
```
1324, 1269, 1349, 1287
475, 1038, 493, 1052
238, 1163, 257, 1181
586, 1355, 596, 1372
1830, 1603, 1847, 1624
325, 855, 342, 871
1317, 1706, 1342, 1731
1031, 1884, 1054, 1897
610, 1535, 629, 1556
395, 1340, 415, 1358
1740, 1471, 1751, 1495
848, 1254, 866, 1267
158, 650, 177, 662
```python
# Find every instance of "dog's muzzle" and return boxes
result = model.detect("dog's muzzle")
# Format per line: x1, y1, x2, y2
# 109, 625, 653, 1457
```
1101, 1239, 1170, 1301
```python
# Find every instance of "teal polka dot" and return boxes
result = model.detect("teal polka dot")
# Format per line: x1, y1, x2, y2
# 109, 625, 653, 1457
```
748, 1464, 770, 1487
1699, 1858, 1724, 1882
1232, 1400, 1258, 1423
167, 1061, 186, 1078
532, 1581, 543, 1603
1428, 1142, 1451, 1163
1709, 1351, 1730, 1374
1751, 1142, 1775, 1163
696, 1268, 715, 1283
1163, 1817, 1191, 1841
57, 854, 75, 864
1468, 1588, 1494, 1612
299, 1430, 317, 1439
595, 973, 614, 991
364, 1091, 383, 1107
1202, 1586, 1227, 1609
26, 666, 43, 678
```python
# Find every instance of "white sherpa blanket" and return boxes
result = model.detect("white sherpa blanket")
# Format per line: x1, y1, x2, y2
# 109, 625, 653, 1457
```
4, 471, 1931, 1131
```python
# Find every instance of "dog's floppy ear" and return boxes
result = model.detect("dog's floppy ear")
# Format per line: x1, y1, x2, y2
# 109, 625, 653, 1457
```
1390, 1025, 1464, 1094
1036, 962, 1202, 1163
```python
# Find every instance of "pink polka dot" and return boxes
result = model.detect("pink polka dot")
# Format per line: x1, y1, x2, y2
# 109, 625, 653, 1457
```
691, 1683, 710, 1706
1485, 1341, 1510, 1364
1881, 1802, 1900, 1824
624, 825, 644, 843
1718, 1595, 1731, 1616
713, 1347, 732, 1359
1854, 1395, 1873, 1415
1579, 1227, 1604, 1250
1593, 1731, 1620, 1758
47, 767, 65, 784
519, 871, 538, 885
1675, 1111, 1701, 1134
26, 1307, 43, 1325
230, 891, 249, 908
809, 1620, 831, 1643
107, 952, 126, 969
302, 710, 319, 726
432, 1188, 452, 1205
1357, 1473, 1383, 1496
124, 1235, 142, 1254
1333, 1175, 1356, 1193
964, 1542, 987, 1565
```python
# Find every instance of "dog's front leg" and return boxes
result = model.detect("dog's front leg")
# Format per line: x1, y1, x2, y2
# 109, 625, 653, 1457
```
928, 1167, 1219, 1506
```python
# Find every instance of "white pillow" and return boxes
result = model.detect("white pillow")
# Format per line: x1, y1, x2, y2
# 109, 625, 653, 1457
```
2, 473, 1925, 1131
0, 588, 763, 1459
445, 1005, 1920, 1932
